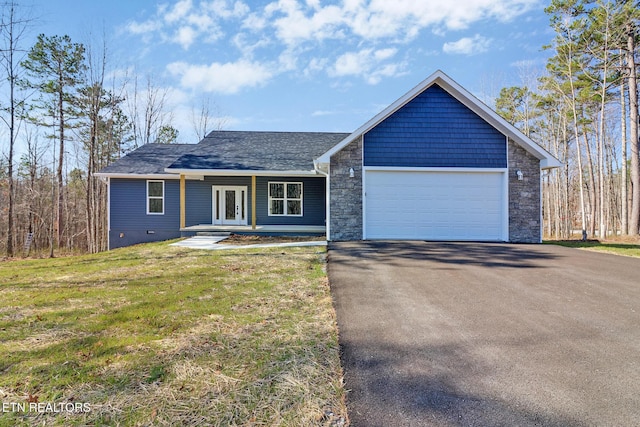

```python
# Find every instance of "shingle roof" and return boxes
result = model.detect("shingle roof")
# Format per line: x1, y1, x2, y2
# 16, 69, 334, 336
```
97, 143, 198, 175
167, 131, 349, 172
96, 131, 349, 175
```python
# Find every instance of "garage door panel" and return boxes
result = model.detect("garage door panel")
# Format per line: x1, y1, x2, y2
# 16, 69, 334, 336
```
365, 170, 505, 241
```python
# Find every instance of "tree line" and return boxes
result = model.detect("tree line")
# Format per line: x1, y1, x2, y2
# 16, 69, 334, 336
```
0, 2, 221, 257
496, 0, 640, 239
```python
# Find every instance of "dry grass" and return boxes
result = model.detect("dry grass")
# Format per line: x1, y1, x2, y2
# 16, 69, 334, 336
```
0, 241, 347, 426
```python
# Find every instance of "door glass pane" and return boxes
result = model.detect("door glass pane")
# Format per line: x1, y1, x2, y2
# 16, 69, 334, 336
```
215, 191, 220, 220
241, 191, 245, 220
225, 190, 236, 220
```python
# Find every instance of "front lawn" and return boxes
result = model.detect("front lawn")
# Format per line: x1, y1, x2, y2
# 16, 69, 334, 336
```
0, 241, 346, 426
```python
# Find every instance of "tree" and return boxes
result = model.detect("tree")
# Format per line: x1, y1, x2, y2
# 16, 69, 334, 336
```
495, 86, 537, 137
126, 74, 174, 148
191, 95, 227, 140
21, 34, 86, 251
155, 124, 179, 144
620, 1, 640, 235
545, 0, 591, 240
0, 1, 33, 256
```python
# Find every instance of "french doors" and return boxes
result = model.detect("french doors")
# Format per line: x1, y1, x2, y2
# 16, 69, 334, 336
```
212, 186, 248, 225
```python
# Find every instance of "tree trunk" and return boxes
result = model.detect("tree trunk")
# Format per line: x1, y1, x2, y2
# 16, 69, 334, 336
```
57, 87, 65, 249
583, 131, 597, 236
627, 25, 640, 235
621, 66, 628, 235
7, 65, 15, 257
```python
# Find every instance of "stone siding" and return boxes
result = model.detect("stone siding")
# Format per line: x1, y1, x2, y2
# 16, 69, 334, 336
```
329, 136, 363, 241
508, 139, 541, 243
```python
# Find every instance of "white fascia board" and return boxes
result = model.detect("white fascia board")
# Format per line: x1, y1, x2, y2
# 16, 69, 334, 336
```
164, 168, 320, 177
540, 157, 563, 170
93, 173, 181, 180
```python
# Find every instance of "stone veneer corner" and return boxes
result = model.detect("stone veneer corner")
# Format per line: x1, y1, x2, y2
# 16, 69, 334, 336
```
329, 136, 363, 241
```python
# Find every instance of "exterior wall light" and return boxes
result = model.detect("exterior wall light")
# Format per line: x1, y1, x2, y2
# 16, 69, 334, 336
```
516, 170, 523, 181
349, 167, 355, 178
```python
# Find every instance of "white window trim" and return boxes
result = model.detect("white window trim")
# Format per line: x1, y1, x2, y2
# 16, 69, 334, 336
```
147, 180, 165, 215
268, 181, 303, 217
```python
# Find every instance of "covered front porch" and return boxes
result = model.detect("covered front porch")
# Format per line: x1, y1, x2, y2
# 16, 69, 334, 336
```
180, 224, 326, 237
176, 173, 328, 234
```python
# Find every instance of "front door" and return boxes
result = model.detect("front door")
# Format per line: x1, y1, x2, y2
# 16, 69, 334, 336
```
212, 186, 248, 225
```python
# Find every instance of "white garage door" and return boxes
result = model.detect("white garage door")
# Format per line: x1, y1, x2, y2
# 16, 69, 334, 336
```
364, 170, 506, 241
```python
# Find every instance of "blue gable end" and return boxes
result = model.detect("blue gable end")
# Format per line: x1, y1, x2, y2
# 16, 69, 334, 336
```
363, 84, 507, 168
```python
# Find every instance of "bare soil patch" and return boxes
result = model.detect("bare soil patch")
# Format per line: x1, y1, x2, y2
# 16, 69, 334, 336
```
223, 234, 326, 245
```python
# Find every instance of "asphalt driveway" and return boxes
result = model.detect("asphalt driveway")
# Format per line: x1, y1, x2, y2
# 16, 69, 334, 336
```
328, 241, 640, 427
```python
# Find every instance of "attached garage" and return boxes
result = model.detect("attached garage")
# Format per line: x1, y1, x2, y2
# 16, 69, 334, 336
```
317, 70, 562, 243
364, 169, 507, 241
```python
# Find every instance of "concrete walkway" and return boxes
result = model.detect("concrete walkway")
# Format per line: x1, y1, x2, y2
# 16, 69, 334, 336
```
169, 235, 327, 250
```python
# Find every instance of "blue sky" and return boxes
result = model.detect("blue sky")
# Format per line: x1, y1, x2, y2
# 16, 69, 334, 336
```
30, 0, 553, 143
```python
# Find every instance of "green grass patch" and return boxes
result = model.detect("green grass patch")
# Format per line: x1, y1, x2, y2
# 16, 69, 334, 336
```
0, 241, 346, 426
547, 239, 640, 258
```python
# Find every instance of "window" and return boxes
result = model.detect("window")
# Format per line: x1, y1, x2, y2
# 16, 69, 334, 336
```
268, 182, 302, 216
147, 180, 164, 214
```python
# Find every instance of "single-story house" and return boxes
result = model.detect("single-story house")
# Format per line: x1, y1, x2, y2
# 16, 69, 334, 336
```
96, 70, 561, 249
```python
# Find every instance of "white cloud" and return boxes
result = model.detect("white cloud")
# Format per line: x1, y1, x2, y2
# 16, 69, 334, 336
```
333, 50, 370, 77
126, 0, 248, 49
242, 12, 268, 31
268, 0, 345, 46
174, 26, 197, 49
164, 0, 193, 24
203, 0, 250, 19
126, 19, 162, 35
304, 57, 328, 77
311, 110, 336, 117
125, 0, 538, 89
374, 48, 397, 61
443, 34, 492, 55
187, 13, 214, 31
331, 48, 404, 84
167, 60, 274, 94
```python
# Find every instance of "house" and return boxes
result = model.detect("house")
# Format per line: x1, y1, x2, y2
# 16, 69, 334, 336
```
96, 70, 561, 249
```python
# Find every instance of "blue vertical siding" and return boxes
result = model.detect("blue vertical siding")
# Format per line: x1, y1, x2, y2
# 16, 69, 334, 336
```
364, 84, 507, 168
109, 178, 181, 249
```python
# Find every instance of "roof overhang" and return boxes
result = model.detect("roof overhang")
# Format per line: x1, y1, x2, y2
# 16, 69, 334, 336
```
164, 168, 322, 177
315, 70, 562, 170
93, 173, 182, 180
